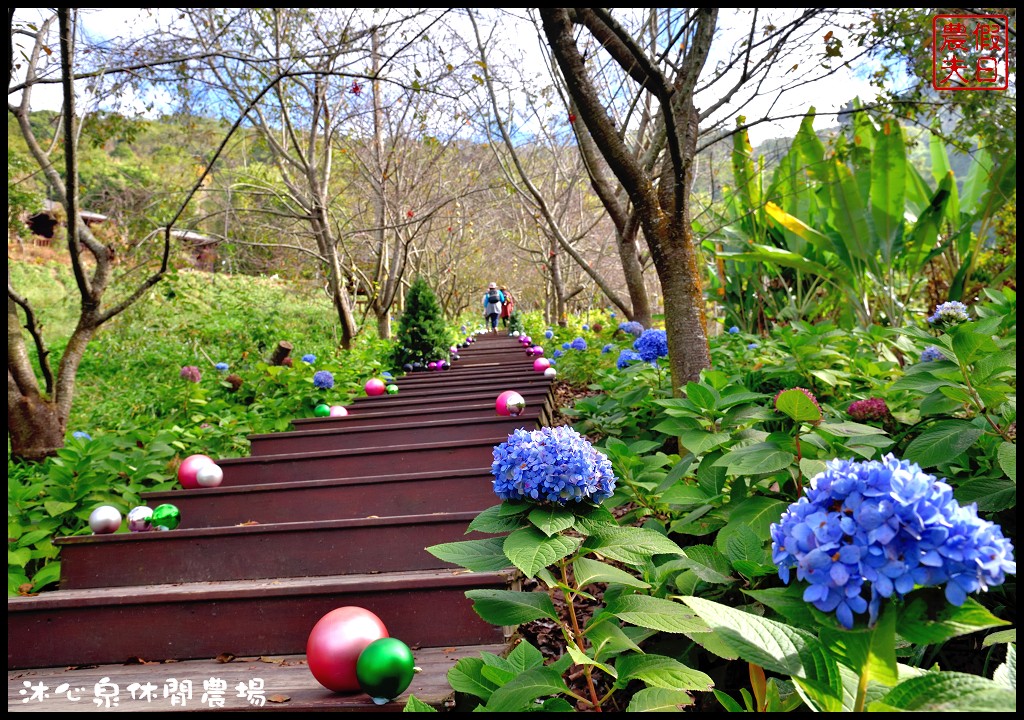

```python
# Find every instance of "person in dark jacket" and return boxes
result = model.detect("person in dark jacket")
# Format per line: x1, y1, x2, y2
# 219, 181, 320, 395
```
483, 282, 505, 333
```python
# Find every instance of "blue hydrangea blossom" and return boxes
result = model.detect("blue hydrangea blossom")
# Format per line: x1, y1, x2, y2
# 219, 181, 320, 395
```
728, 326, 740, 334
313, 370, 335, 389
553, 349, 563, 359
633, 328, 668, 362
617, 321, 644, 337
771, 454, 1015, 629
617, 349, 642, 369
215, 362, 229, 371
491, 426, 617, 505
545, 330, 554, 340
927, 301, 970, 327
570, 337, 588, 351
601, 344, 614, 354
302, 354, 317, 364
920, 345, 945, 363
72, 431, 92, 441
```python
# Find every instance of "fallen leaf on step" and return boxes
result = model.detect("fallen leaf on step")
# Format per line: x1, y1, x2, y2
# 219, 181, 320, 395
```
267, 694, 290, 703
238, 521, 260, 526
215, 652, 236, 663
259, 656, 286, 664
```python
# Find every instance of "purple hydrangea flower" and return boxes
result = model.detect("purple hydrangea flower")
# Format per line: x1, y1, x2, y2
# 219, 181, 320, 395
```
302, 354, 317, 364
570, 337, 588, 351
602, 344, 614, 354
313, 370, 335, 389
927, 301, 970, 327
920, 346, 945, 363
215, 362, 229, 371
633, 328, 668, 362
771, 455, 1016, 629
491, 426, 617, 505
617, 349, 642, 369
72, 431, 91, 441
179, 365, 202, 383
618, 321, 645, 337
848, 398, 890, 422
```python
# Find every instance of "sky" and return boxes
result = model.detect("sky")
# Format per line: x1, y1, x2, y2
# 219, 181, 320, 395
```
11, 8, 885, 147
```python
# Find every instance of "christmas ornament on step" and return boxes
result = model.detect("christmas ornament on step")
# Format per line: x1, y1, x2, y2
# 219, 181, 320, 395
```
314, 402, 332, 417
195, 461, 224, 488
178, 453, 215, 489
127, 505, 154, 532
365, 378, 387, 396
356, 637, 416, 704
89, 505, 122, 534
496, 390, 526, 417
386, 384, 399, 395
148, 503, 181, 531
329, 405, 348, 417
533, 357, 551, 372
307, 606, 389, 693
544, 367, 557, 378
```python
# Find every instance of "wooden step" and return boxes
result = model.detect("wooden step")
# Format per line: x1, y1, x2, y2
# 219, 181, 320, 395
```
215, 436, 521, 487
142, 467, 498, 527
248, 415, 536, 456
8, 569, 513, 670
7, 643, 508, 712
350, 376, 552, 401
57, 511, 490, 589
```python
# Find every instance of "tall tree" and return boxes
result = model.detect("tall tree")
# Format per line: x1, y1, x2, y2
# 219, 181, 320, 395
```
7, 10, 174, 459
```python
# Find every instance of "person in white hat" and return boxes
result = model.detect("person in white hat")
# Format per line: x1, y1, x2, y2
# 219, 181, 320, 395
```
482, 282, 505, 333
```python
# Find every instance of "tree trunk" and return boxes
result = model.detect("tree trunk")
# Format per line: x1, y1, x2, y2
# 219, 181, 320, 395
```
7, 378, 65, 462
267, 341, 293, 366
617, 224, 653, 327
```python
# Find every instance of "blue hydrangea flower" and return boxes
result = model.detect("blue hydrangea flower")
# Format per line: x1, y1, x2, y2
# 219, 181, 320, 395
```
313, 370, 335, 389
728, 326, 740, 334
747, 343, 759, 350
72, 431, 91, 441
927, 301, 970, 327
553, 349, 563, 359
215, 362, 229, 371
770, 455, 1016, 629
582, 324, 589, 331
602, 343, 614, 354
633, 328, 668, 362
618, 321, 644, 337
617, 349, 642, 369
562, 342, 570, 349
545, 330, 554, 340
491, 426, 617, 505
302, 354, 316, 364
920, 345, 945, 363
570, 337, 588, 351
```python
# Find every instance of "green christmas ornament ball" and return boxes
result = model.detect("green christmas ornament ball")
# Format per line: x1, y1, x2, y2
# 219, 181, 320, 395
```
314, 402, 331, 417
149, 503, 181, 531
356, 637, 416, 704
386, 384, 399, 395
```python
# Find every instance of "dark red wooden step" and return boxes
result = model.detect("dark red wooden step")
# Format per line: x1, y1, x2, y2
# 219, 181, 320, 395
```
57, 511, 489, 589
143, 467, 498, 527
8, 569, 511, 669
248, 414, 537, 456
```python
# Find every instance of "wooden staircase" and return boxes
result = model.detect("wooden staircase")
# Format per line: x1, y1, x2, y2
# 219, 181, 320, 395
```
8, 334, 549, 712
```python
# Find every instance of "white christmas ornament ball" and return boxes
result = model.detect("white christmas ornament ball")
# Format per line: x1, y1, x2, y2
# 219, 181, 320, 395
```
89, 505, 122, 534
195, 462, 224, 488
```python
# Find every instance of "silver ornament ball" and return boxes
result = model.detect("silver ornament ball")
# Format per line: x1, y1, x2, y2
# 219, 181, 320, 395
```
127, 506, 154, 532
89, 505, 122, 534
195, 462, 224, 488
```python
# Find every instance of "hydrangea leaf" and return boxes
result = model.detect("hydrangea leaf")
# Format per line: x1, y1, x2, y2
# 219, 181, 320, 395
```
897, 593, 1011, 646
613, 653, 713, 691
585, 614, 645, 659
904, 420, 984, 468
626, 687, 696, 712
992, 643, 1014, 691
606, 594, 708, 633
681, 596, 843, 711
775, 388, 823, 423
402, 695, 437, 712
815, 421, 888, 437
447, 656, 499, 700
565, 643, 617, 678
713, 443, 794, 476
503, 526, 581, 578
983, 629, 1017, 647
684, 382, 719, 411
426, 537, 511, 572
677, 545, 735, 584
870, 672, 1016, 712
584, 525, 685, 564
468, 505, 523, 534
954, 476, 1015, 513
573, 556, 650, 589
484, 665, 571, 712
465, 588, 558, 625
997, 442, 1015, 482
527, 506, 576, 537
820, 603, 898, 686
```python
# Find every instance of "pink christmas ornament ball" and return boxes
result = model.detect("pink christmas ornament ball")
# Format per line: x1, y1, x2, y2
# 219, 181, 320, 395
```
306, 606, 389, 693
365, 378, 387, 396
533, 357, 551, 372
178, 454, 214, 489
329, 405, 348, 417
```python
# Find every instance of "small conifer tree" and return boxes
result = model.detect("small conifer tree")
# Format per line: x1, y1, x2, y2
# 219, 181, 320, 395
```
389, 277, 451, 370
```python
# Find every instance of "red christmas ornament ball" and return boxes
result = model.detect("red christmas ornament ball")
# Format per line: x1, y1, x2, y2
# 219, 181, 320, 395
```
306, 606, 389, 693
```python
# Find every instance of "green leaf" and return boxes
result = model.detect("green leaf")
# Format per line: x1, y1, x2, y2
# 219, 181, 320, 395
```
573, 557, 650, 589
447, 657, 497, 701
465, 588, 558, 625
685, 382, 719, 412
585, 525, 685, 565
29, 561, 61, 592
681, 596, 843, 711
615, 653, 714, 691
676, 429, 732, 455
815, 420, 889, 437
660, 482, 715, 507
528, 506, 576, 537
898, 593, 1010, 646
426, 537, 511, 572
679, 545, 735, 584
586, 615, 645, 659
504, 527, 581, 578
997, 442, 1015, 481
606, 595, 708, 633
484, 665, 570, 712
713, 443, 794, 476
955, 477, 1016, 513
8, 548, 32, 567
712, 689, 746, 712
871, 672, 1016, 712
504, 637, 546, 673
821, 603, 898, 686
992, 643, 1014, 691
626, 687, 696, 712
43, 500, 77, 517
565, 643, 617, 678
951, 325, 1001, 365
983, 629, 1017, 647
774, 388, 823, 423
744, 586, 820, 629
870, 118, 906, 261
403, 694, 439, 712
904, 420, 984, 467
468, 505, 524, 534
725, 496, 790, 539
